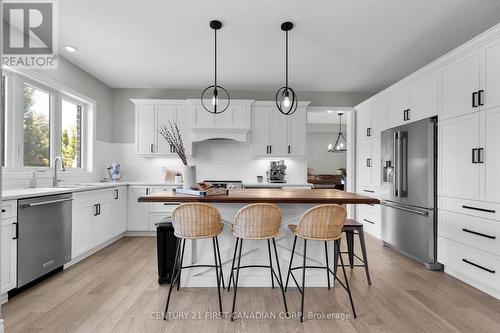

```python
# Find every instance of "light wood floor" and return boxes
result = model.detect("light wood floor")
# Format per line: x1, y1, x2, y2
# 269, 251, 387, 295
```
3, 235, 500, 333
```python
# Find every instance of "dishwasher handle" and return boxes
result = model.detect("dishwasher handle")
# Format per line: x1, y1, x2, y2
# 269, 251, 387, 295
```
21, 198, 73, 208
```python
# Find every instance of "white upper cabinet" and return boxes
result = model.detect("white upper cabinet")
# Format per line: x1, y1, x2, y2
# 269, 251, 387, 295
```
356, 104, 371, 140
251, 102, 309, 158
481, 39, 500, 111
135, 104, 156, 154
409, 72, 438, 122
388, 88, 409, 129
190, 100, 253, 129
440, 50, 481, 120
480, 107, 500, 203
439, 113, 480, 200
356, 99, 387, 140
133, 100, 192, 156
357, 136, 380, 188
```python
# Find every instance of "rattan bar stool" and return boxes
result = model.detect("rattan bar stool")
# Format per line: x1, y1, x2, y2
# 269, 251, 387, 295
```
227, 203, 288, 321
284, 204, 356, 322
163, 203, 225, 319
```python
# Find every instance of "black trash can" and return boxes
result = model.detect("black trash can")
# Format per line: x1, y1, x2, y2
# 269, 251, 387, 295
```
156, 218, 179, 285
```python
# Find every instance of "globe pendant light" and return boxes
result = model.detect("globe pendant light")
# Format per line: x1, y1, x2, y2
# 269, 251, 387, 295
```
201, 20, 230, 114
275, 22, 298, 116
328, 112, 347, 153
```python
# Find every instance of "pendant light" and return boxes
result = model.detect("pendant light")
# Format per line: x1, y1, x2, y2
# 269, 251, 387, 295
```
328, 112, 347, 153
275, 22, 298, 115
201, 20, 230, 114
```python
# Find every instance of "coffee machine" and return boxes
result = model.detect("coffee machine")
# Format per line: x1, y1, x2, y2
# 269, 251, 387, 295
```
267, 160, 287, 183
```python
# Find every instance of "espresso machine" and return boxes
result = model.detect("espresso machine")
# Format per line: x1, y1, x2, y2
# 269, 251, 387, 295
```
267, 160, 287, 183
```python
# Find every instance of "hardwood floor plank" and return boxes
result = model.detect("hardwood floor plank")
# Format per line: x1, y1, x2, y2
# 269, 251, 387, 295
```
3, 235, 500, 333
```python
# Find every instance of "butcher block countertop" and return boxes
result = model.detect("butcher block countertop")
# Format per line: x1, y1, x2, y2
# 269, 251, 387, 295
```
138, 188, 380, 205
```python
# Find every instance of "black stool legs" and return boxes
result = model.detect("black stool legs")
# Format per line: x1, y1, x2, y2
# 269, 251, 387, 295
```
163, 236, 225, 320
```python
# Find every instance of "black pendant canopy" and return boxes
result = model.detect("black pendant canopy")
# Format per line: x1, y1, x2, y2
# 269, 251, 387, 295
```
328, 112, 347, 153
275, 21, 298, 116
201, 20, 230, 114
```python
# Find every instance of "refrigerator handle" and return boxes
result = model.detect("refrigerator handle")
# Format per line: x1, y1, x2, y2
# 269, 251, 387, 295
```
400, 131, 408, 197
393, 131, 399, 197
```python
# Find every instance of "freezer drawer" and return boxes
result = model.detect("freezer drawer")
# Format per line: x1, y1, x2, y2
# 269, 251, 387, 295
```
381, 201, 441, 269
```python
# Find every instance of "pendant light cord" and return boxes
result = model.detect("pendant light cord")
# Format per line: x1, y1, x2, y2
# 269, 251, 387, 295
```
285, 30, 288, 89
214, 28, 217, 87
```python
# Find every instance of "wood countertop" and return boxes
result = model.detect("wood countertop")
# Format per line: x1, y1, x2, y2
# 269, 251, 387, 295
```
138, 188, 380, 205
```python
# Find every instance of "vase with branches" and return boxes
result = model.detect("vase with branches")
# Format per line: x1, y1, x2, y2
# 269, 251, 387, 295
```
158, 122, 196, 189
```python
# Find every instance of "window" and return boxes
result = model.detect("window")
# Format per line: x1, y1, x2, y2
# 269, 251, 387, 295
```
23, 84, 51, 167
1, 75, 6, 167
61, 99, 82, 168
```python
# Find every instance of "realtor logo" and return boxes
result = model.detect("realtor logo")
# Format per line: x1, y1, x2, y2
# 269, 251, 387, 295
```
2, 0, 58, 68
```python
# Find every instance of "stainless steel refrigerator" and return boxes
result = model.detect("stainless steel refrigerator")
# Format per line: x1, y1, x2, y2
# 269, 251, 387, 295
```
380, 117, 443, 270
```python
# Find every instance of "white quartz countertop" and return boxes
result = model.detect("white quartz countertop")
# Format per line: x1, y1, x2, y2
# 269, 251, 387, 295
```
1, 181, 182, 201
243, 182, 313, 188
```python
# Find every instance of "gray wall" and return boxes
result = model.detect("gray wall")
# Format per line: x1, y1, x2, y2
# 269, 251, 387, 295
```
33, 57, 113, 142
307, 124, 347, 174
112, 89, 372, 143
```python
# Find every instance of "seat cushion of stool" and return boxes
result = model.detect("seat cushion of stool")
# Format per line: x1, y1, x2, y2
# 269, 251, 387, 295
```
343, 219, 363, 228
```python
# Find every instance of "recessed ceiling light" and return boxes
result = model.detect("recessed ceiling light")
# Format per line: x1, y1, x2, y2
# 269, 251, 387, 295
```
326, 110, 334, 114
65, 45, 77, 53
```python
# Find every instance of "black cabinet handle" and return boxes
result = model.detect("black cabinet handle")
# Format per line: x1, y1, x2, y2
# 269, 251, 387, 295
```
366, 158, 372, 167
367, 127, 372, 137
98, 204, 101, 216
146, 188, 150, 195
462, 259, 495, 274
150, 144, 154, 153
478, 148, 484, 164
472, 148, 478, 164
12, 222, 18, 240
478, 90, 484, 106
288, 145, 291, 154
269, 145, 272, 154
462, 205, 496, 213
94, 204, 98, 216
462, 228, 496, 240
363, 189, 375, 193
1, 209, 5, 213
403, 109, 410, 121
114, 189, 119, 200
472, 92, 478, 108
363, 219, 375, 225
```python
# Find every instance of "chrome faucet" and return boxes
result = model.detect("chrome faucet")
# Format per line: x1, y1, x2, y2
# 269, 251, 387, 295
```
53, 156, 66, 187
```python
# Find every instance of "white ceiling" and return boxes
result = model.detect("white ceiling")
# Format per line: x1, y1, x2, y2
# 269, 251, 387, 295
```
59, 0, 500, 92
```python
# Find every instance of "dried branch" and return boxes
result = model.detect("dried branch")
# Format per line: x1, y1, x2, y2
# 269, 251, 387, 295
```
158, 122, 187, 165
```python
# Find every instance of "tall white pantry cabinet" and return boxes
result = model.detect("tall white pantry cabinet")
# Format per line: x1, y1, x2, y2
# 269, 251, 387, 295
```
355, 24, 500, 299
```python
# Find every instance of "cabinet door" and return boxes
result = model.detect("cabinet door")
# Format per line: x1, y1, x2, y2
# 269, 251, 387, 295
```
193, 105, 214, 128
440, 51, 480, 120
127, 187, 150, 231
269, 109, 288, 156
371, 137, 381, 187
251, 106, 270, 156
1, 220, 17, 294
388, 88, 408, 129
357, 141, 372, 187
356, 104, 371, 140
371, 98, 388, 136
287, 106, 307, 156
439, 114, 480, 200
176, 106, 193, 156
93, 201, 114, 245
480, 107, 500, 203
481, 39, 500, 110
136, 104, 156, 154
72, 204, 95, 258
409, 72, 438, 122
112, 187, 128, 235
156, 105, 177, 155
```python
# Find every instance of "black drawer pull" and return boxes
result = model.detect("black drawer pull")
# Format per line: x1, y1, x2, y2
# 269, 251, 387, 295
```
472, 92, 478, 108
1, 209, 5, 213
462, 259, 495, 274
363, 189, 375, 193
363, 219, 375, 225
478, 89, 484, 106
462, 228, 496, 239
462, 205, 496, 213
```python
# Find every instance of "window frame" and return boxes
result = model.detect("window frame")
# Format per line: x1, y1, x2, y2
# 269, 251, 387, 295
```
2, 68, 95, 175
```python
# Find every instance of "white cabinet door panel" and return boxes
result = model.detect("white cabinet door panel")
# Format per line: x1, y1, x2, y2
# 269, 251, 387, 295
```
156, 105, 177, 155
251, 106, 270, 156
93, 201, 113, 245
287, 107, 306, 156
357, 141, 372, 187
439, 114, 480, 200
371, 137, 381, 187
371, 98, 388, 136
440, 51, 480, 120
112, 187, 128, 235
128, 187, 150, 231
481, 39, 500, 111
356, 104, 371, 140
136, 104, 156, 154
269, 110, 288, 156
388, 88, 408, 129
1, 220, 17, 293
480, 107, 500, 203
72, 205, 94, 258
409, 72, 438, 122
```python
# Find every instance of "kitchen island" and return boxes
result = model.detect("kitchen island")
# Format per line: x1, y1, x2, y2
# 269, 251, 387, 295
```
139, 188, 379, 287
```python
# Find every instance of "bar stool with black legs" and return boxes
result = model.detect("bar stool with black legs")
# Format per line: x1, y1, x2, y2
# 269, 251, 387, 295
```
227, 203, 288, 321
163, 203, 225, 319
285, 204, 356, 322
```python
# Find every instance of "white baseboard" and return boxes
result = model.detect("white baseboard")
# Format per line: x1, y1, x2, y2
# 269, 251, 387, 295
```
65, 233, 126, 269
125, 231, 156, 237
0, 293, 8, 305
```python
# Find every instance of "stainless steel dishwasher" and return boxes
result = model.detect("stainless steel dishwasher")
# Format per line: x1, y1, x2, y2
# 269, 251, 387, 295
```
17, 194, 72, 287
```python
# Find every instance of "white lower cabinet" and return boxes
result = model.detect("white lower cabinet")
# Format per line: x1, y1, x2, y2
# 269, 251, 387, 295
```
1, 217, 17, 294
112, 187, 128, 235
127, 186, 151, 231
356, 205, 381, 239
